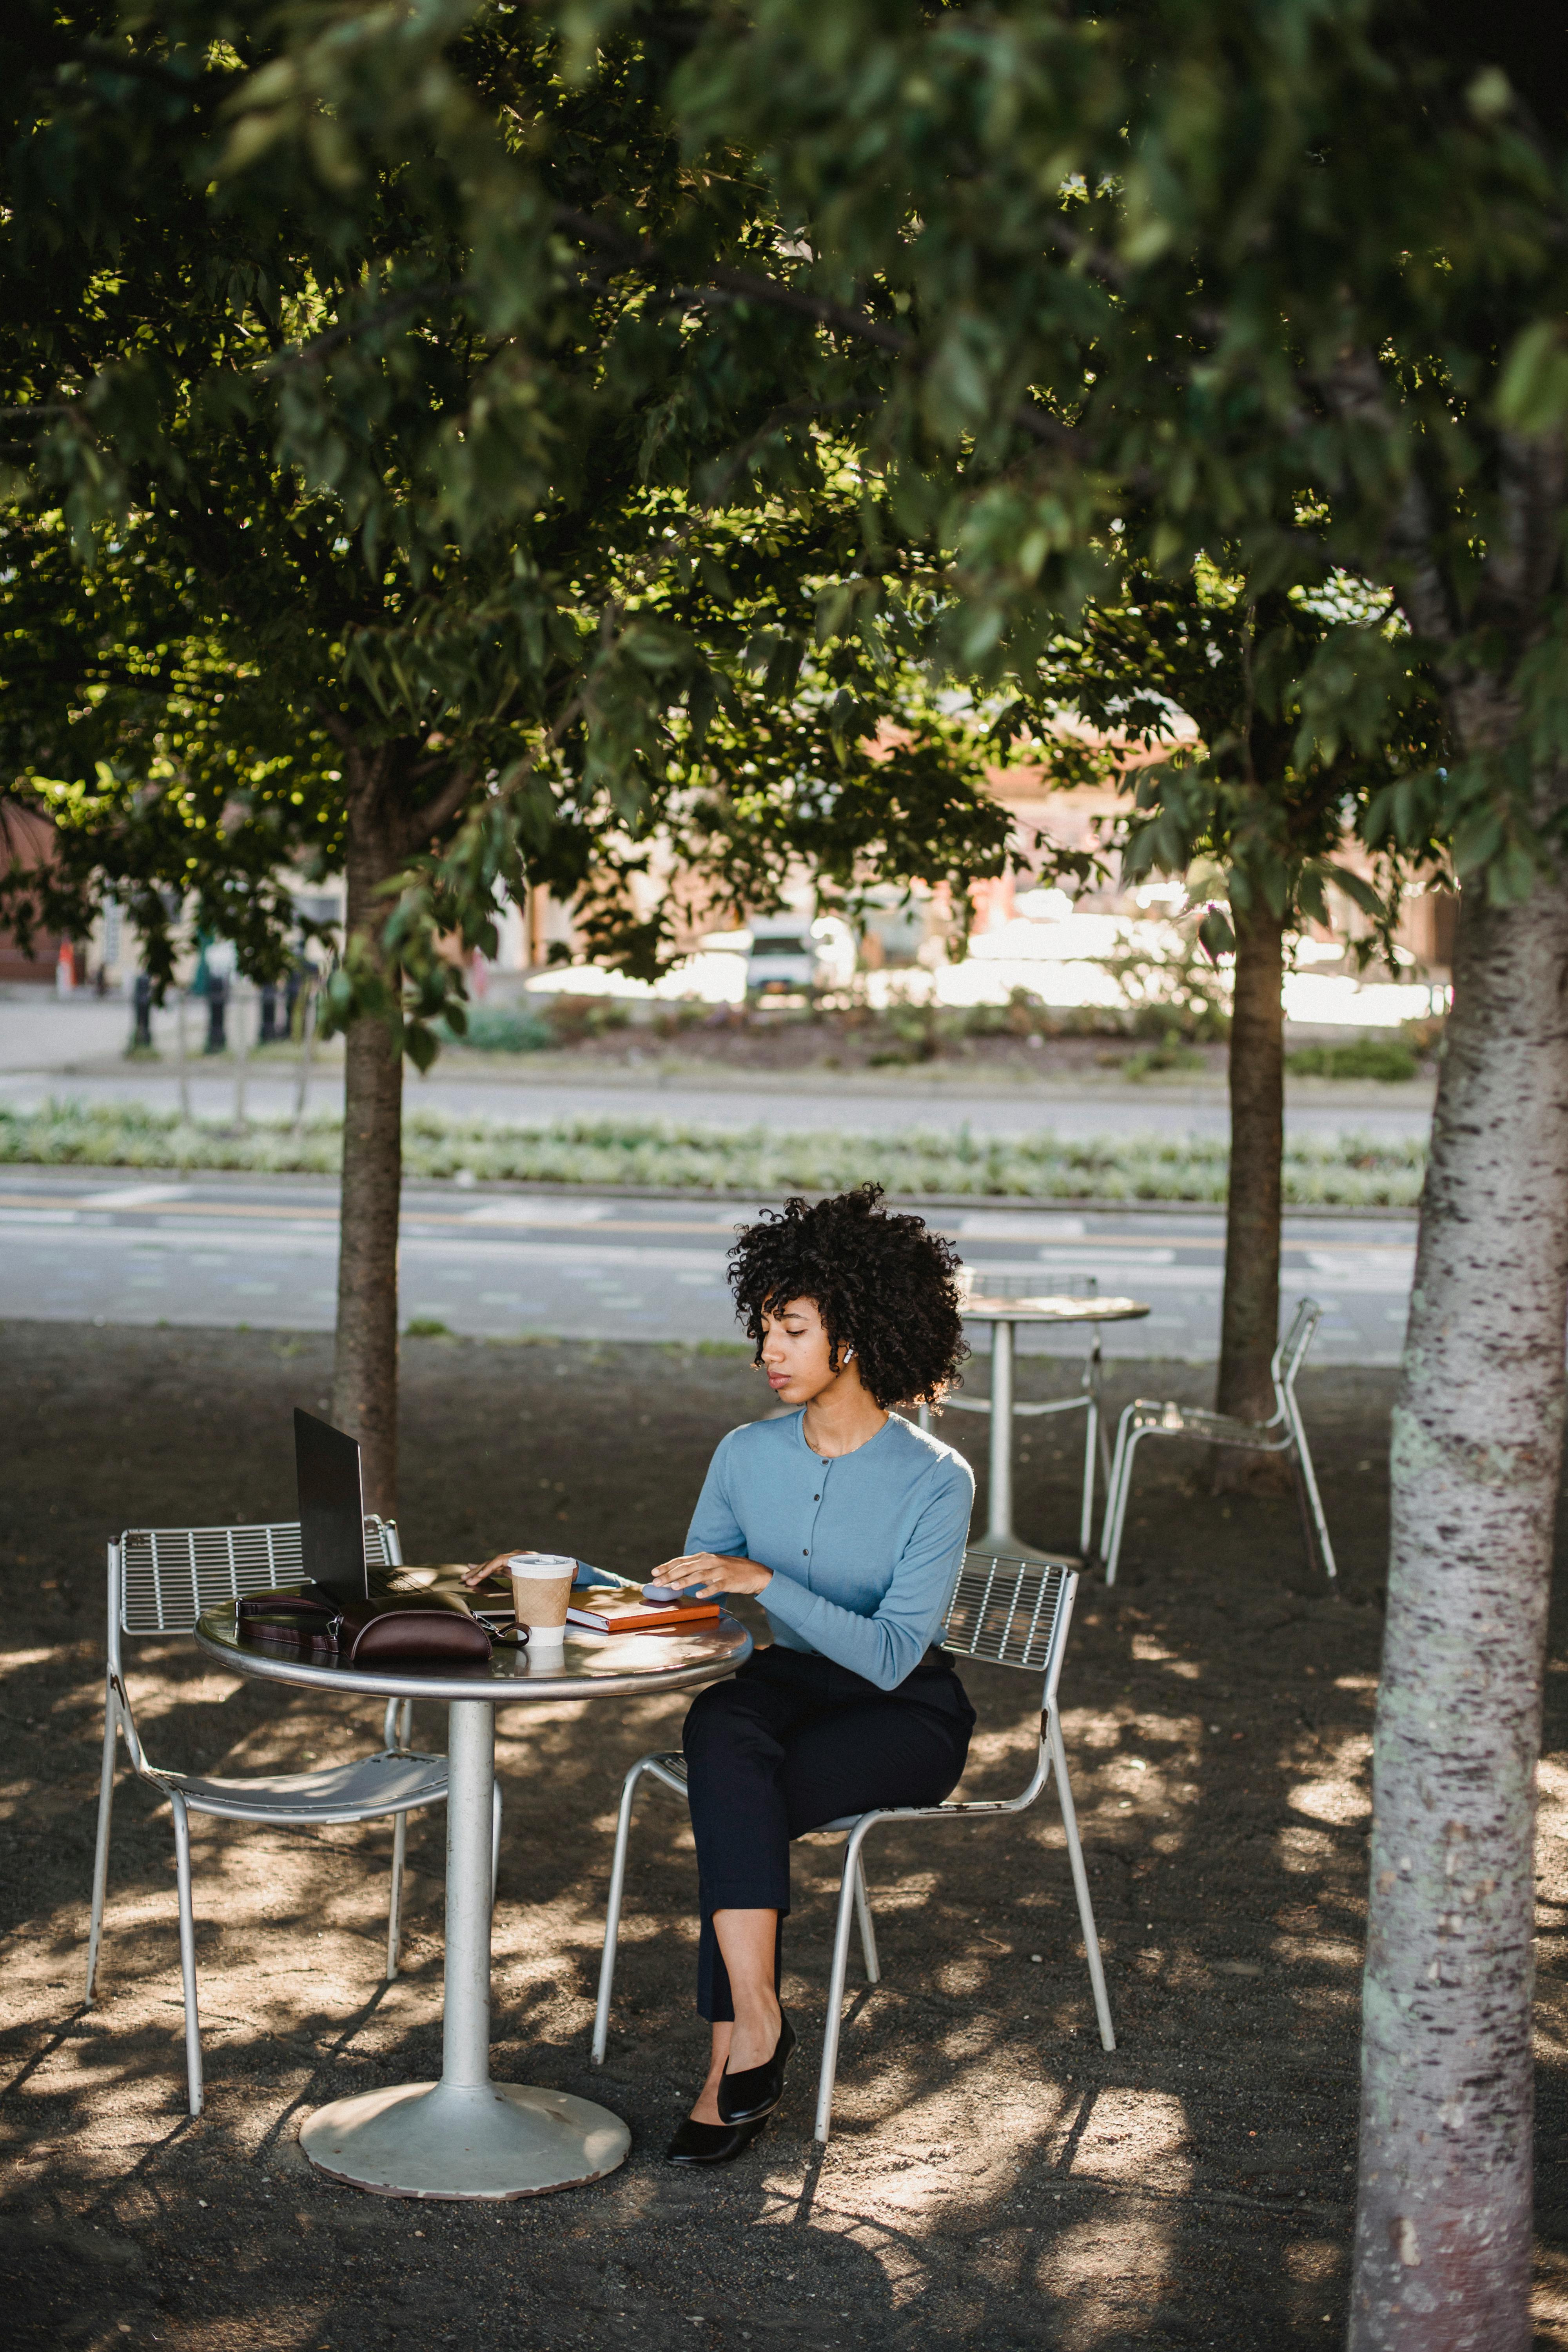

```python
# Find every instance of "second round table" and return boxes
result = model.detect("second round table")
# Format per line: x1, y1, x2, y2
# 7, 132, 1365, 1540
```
932, 1292, 1151, 1564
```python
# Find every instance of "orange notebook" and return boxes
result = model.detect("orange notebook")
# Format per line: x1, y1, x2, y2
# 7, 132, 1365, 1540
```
566, 1596, 722, 1634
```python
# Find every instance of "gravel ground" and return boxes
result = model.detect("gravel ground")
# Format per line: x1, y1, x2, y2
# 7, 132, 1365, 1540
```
4, 1321, 1568, 2348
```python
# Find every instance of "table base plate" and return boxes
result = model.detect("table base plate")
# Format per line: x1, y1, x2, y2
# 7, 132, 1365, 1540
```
299, 2080, 631, 2200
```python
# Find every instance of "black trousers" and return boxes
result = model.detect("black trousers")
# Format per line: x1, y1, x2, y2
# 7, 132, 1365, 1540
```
681, 1642, 976, 2022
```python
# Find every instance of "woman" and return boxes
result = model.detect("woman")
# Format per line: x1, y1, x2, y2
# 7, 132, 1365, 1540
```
653, 1183, 976, 2167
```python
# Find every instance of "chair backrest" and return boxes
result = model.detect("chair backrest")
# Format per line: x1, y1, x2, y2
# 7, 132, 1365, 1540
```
942, 1548, 1078, 1705
116, 1516, 401, 1637
1270, 1297, 1323, 1403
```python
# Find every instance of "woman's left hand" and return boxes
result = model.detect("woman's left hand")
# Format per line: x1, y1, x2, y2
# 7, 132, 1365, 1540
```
653, 1550, 773, 1598
462, 1549, 525, 1591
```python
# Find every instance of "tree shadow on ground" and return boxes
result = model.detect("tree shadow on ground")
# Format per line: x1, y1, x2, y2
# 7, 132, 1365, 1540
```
3, 1325, 1567, 2347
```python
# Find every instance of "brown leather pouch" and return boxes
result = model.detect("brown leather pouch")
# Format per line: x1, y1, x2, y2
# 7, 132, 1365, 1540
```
337, 1590, 494, 1665
238, 1586, 496, 1665
236, 1598, 340, 1656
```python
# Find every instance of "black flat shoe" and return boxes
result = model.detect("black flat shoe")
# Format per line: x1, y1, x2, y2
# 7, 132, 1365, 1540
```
717, 2011, 796, 2125
663, 2114, 767, 2167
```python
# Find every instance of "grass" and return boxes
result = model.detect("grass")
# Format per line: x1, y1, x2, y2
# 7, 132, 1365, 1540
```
1286, 1036, 1421, 1082
1120, 1042, 1209, 1079
439, 1002, 556, 1054
0, 1098, 1428, 1207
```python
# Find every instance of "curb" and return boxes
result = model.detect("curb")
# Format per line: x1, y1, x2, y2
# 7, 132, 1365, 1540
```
0, 1159, 1421, 1225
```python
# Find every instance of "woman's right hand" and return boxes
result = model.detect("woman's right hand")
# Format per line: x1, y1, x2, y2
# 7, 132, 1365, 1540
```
652, 1550, 773, 1598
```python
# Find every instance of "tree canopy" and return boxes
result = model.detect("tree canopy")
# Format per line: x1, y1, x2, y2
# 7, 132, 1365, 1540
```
1031, 557, 1447, 952
2, 1, 1019, 1043
10, 9, 1568, 2338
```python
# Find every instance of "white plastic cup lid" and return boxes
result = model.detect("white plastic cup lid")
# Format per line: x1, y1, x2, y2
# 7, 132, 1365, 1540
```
507, 1552, 575, 1573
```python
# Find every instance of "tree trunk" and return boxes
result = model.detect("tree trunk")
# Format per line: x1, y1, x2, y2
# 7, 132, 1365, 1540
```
1214, 897, 1289, 1488
1348, 866, 1568, 2350
331, 767, 404, 1517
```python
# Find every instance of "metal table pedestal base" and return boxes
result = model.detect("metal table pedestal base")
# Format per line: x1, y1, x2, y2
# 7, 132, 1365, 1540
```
300, 2080, 631, 2200
971, 1526, 1062, 1565
193, 1608, 750, 2201
301, 1698, 634, 2200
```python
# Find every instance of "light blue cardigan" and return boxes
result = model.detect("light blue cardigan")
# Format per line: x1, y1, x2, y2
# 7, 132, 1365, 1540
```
684, 1409, 975, 1690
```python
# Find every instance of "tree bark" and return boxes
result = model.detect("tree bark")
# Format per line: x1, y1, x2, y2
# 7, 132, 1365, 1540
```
1214, 897, 1289, 1486
1348, 863, 1568, 2350
331, 759, 405, 1517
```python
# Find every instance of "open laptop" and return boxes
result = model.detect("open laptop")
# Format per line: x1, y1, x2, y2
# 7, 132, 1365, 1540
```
294, 1408, 484, 1600
292, 1408, 609, 1601
294, 1409, 372, 1602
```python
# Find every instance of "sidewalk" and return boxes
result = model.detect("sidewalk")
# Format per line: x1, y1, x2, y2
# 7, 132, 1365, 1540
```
0, 988, 1437, 1147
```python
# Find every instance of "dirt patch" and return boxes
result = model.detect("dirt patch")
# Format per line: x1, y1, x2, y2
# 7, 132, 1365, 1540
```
3, 1321, 1567, 2349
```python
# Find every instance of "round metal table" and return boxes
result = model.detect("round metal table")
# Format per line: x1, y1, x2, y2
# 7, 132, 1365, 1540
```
196, 1604, 751, 2200
933, 1293, 1151, 1564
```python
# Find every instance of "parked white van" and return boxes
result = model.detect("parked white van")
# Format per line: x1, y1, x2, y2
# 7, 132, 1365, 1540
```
744, 913, 857, 1004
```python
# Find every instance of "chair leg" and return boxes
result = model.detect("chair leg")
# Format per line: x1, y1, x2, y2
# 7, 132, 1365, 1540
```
1102, 1422, 1144, 1588
592, 1759, 652, 2065
1078, 1389, 1099, 1558
491, 1784, 502, 1910
1286, 1404, 1338, 1583
1047, 1713, 1115, 2053
1290, 1454, 1319, 1577
1100, 1418, 1129, 1583
85, 1679, 118, 2005
853, 1851, 880, 1984
384, 1694, 429, 1978
815, 1822, 876, 2143
387, 1810, 408, 1981
171, 1795, 204, 2117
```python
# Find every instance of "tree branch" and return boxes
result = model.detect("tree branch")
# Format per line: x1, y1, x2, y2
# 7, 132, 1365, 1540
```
1319, 350, 1457, 642
395, 763, 477, 857
254, 281, 458, 383
552, 206, 1084, 456
1044, 216, 1230, 344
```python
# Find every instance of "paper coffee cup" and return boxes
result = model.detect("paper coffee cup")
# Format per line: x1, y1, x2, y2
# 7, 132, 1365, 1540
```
507, 1551, 575, 1635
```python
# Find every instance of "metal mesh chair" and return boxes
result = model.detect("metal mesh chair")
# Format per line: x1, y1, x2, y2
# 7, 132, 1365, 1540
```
590, 1549, 1116, 2143
1099, 1296, 1338, 1586
87, 1517, 495, 2117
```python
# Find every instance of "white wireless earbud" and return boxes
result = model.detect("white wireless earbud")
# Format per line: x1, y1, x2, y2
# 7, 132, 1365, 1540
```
843, 1346, 855, 1359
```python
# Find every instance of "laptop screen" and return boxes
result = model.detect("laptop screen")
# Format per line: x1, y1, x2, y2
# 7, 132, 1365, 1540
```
294, 1408, 368, 1602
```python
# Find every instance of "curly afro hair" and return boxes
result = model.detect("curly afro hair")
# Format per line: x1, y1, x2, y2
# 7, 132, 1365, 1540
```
727, 1183, 969, 1410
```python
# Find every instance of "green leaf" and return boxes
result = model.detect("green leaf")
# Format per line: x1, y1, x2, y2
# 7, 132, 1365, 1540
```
1324, 865, 1385, 920
1198, 907, 1234, 962
405, 1021, 440, 1074
1497, 321, 1568, 435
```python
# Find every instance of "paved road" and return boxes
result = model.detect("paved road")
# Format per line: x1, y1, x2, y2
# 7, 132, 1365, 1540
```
0, 1168, 1417, 1364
